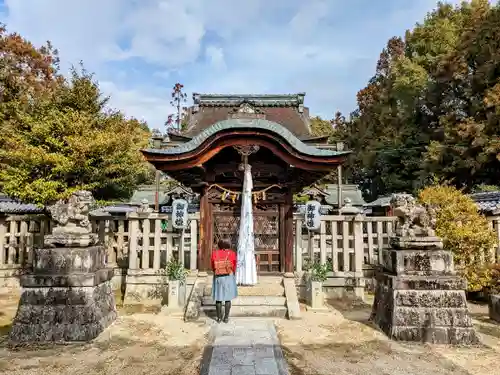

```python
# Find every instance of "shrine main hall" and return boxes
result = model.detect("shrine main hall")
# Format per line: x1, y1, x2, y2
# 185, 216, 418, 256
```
142, 93, 349, 273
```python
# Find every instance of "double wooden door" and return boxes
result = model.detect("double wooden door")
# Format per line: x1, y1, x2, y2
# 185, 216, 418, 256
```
212, 204, 281, 273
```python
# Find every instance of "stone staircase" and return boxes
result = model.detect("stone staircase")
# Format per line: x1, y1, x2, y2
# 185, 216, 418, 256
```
200, 275, 289, 318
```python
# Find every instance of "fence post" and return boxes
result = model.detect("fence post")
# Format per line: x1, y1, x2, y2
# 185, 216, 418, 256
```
319, 220, 327, 265
190, 217, 198, 270
353, 214, 364, 277
8, 219, 16, 265
353, 214, 365, 300
0, 216, 6, 266
295, 217, 303, 271
496, 217, 500, 263
128, 213, 139, 269
142, 217, 150, 269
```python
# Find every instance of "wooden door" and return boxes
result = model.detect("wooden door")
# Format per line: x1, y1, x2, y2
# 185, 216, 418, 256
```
212, 204, 281, 273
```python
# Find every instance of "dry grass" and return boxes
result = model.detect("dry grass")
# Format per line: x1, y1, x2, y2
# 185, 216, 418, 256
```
275, 296, 500, 375
0, 290, 209, 375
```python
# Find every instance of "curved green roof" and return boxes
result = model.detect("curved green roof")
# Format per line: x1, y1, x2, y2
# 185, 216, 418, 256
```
144, 119, 349, 157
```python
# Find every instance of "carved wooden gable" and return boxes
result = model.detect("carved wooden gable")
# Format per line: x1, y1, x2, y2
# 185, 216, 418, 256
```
227, 101, 266, 120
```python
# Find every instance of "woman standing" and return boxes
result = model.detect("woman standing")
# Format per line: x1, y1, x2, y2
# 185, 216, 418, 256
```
211, 238, 238, 323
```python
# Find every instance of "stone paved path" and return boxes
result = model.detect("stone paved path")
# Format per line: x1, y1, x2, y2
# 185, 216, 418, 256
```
200, 319, 289, 375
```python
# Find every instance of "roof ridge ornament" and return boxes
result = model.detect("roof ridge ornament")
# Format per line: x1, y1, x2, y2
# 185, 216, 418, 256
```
228, 101, 266, 120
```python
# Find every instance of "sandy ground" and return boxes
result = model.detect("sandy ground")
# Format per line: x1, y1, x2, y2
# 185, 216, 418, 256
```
1, 291, 500, 375
275, 296, 500, 375
0, 291, 210, 375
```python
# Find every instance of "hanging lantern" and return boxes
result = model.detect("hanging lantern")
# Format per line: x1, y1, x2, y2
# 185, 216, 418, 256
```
305, 200, 321, 231
172, 198, 188, 229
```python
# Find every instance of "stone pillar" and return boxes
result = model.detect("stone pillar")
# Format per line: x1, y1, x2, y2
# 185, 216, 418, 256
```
489, 294, 500, 323
8, 191, 116, 345
370, 193, 478, 345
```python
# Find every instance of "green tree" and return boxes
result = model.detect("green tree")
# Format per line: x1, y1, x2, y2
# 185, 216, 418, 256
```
0, 26, 153, 204
309, 116, 333, 137
338, 1, 500, 200
423, 0, 500, 188
419, 184, 497, 291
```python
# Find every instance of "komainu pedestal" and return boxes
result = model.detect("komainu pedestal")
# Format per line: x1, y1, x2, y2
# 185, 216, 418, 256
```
8, 191, 116, 345
370, 194, 478, 345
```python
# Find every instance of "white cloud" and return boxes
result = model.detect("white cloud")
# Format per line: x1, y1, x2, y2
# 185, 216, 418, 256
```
0, 0, 478, 127
205, 46, 226, 70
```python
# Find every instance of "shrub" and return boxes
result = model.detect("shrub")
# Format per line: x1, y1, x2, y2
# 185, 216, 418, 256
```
165, 259, 189, 284
308, 261, 329, 282
418, 185, 497, 291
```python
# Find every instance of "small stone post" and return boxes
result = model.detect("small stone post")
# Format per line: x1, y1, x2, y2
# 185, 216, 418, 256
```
370, 193, 478, 344
8, 191, 117, 345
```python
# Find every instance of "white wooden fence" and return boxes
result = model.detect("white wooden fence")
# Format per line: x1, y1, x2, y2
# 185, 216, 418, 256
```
1, 212, 500, 285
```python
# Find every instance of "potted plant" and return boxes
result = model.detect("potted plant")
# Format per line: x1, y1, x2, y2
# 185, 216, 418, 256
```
165, 259, 189, 309
307, 261, 329, 310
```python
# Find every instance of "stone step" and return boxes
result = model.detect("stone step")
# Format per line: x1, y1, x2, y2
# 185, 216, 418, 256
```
202, 295, 286, 306
200, 305, 288, 319
204, 285, 285, 297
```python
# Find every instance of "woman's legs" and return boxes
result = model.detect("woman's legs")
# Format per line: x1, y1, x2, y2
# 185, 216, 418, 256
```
215, 301, 223, 323
223, 301, 231, 323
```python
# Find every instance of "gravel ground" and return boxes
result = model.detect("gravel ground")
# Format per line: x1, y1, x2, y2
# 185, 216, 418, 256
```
0, 291, 210, 375
275, 296, 500, 375
1, 291, 500, 375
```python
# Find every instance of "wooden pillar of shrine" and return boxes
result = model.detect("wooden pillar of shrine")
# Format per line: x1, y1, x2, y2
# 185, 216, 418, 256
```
198, 186, 213, 271
283, 188, 294, 273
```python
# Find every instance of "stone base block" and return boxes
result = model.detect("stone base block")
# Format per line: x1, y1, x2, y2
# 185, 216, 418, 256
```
371, 273, 478, 345
123, 270, 168, 305
0, 267, 21, 289
33, 245, 107, 274
381, 248, 455, 276
8, 281, 117, 345
489, 294, 500, 323
390, 236, 443, 250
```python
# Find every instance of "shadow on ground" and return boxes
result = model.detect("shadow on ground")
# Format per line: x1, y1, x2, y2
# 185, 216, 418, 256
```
326, 298, 374, 325
280, 340, 474, 375
0, 330, 205, 375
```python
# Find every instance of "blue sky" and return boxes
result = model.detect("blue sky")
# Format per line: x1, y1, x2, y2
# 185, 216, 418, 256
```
0, 0, 465, 130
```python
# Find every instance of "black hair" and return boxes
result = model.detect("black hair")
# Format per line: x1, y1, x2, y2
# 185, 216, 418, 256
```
217, 238, 231, 250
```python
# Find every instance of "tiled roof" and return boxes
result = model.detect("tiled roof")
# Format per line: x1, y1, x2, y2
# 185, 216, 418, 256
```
90, 205, 138, 216
324, 184, 366, 207
364, 196, 392, 208
365, 191, 500, 214
159, 204, 200, 214
193, 93, 305, 107
470, 191, 500, 213
143, 119, 349, 157
184, 93, 311, 137
0, 193, 44, 214
129, 185, 172, 206
294, 204, 333, 215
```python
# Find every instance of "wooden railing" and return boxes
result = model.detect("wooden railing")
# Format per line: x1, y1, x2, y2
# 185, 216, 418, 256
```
2, 212, 500, 282
126, 212, 199, 271
0, 214, 50, 268
487, 217, 500, 264
293, 215, 396, 276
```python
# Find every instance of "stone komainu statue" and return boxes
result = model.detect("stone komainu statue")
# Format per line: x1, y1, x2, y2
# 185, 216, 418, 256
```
45, 190, 98, 247
390, 193, 437, 238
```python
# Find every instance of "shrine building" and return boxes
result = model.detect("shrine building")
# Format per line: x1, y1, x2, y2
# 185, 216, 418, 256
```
141, 93, 349, 273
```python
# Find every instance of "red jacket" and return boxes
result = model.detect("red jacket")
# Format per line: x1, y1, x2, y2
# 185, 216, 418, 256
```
211, 249, 237, 273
